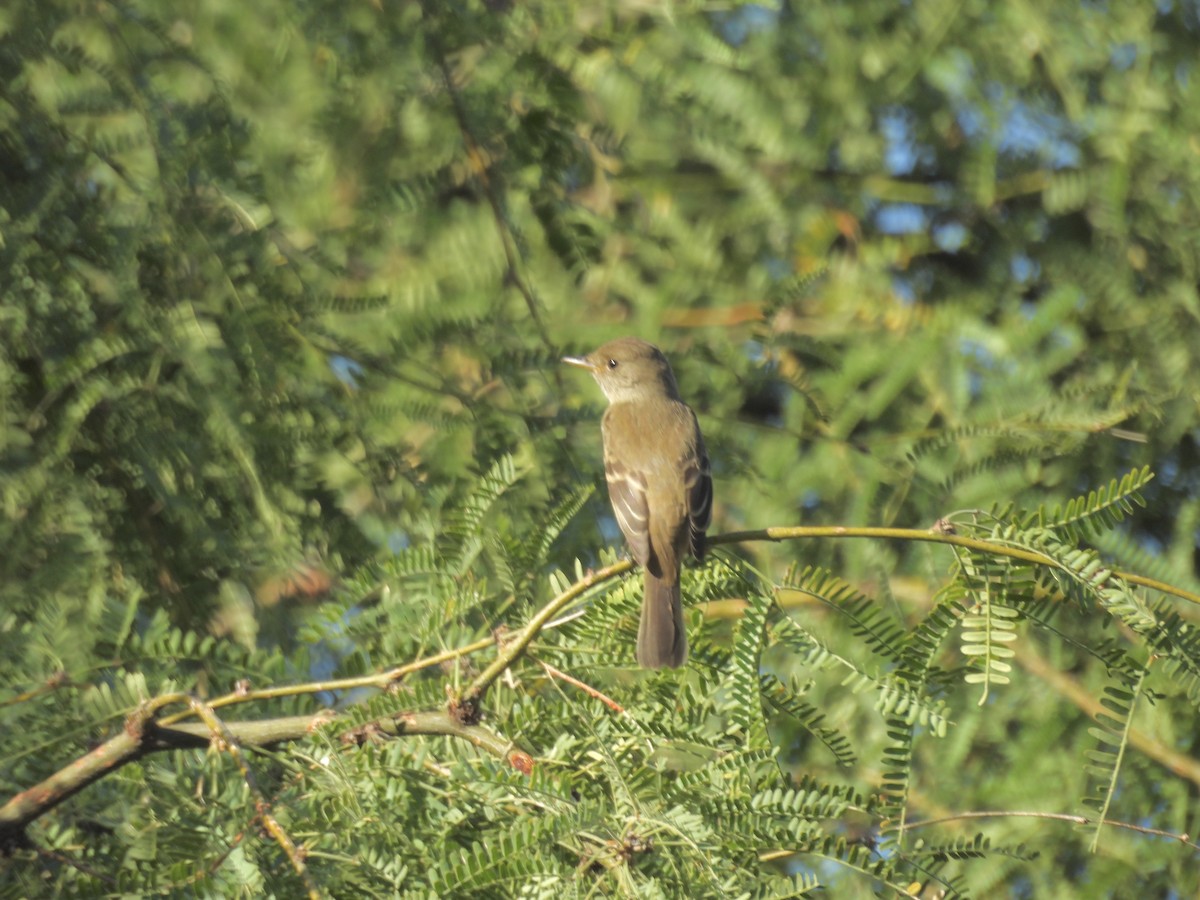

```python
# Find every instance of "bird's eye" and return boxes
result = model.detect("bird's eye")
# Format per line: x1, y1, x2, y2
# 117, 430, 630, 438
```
607, 358, 619, 369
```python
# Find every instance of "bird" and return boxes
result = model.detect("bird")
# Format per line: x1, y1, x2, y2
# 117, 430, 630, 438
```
563, 337, 712, 668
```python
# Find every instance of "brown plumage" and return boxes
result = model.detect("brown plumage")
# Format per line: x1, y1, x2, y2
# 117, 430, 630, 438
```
564, 338, 712, 668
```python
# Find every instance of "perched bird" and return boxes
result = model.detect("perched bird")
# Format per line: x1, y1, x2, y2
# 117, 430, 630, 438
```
564, 338, 712, 668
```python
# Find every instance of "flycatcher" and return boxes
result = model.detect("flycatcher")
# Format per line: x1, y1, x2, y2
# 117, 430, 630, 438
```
564, 338, 712, 668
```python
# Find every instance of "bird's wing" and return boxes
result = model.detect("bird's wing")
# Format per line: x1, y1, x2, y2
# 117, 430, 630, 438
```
685, 420, 712, 560
603, 452, 652, 569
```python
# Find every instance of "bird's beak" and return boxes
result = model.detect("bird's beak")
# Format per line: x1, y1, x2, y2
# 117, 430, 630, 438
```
562, 355, 598, 372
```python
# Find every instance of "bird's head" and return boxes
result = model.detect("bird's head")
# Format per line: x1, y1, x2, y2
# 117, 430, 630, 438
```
563, 337, 681, 404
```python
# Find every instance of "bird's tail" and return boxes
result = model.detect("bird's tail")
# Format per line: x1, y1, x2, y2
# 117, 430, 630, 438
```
638, 573, 687, 668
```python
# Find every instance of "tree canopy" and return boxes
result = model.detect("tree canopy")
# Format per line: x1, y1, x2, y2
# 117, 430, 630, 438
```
3, 0, 1200, 896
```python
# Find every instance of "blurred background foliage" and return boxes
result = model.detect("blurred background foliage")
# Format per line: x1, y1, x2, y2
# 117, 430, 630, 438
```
3, 0, 1200, 895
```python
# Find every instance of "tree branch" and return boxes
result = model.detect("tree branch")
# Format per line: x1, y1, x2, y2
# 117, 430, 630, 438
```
421, 0, 556, 354
0, 706, 523, 848
903, 809, 1199, 852
186, 698, 324, 900
459, 558, 633, 704
459, 523, 1200, 705
5, 522, 1194, 850
710, 526, 1200, 606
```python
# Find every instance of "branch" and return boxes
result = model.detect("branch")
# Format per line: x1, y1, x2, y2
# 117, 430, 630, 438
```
458, 523, 1200, 705
710, 526, 1200, 606
422, 0, 555, 354
186, 698, 323, 899
903, 809, 1200, 852
540, 660, 626, 713
156, 634, 497, 727
0, 705, 524, 848
1016, 643, 1200, 788
341, 708, 532, 773
6, 522, 1194, 848
459, 558, 633, 705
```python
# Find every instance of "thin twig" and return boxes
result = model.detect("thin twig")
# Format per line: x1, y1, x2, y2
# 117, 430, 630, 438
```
459, 523, 1200, 706
157, 635, 497, 727
421, 0, 555, 352
711, 526, 1200, 606
460, 559, 633, 704
187, 698, 325, 900
903, 809, 1199, 852
540, 661, 626, 713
